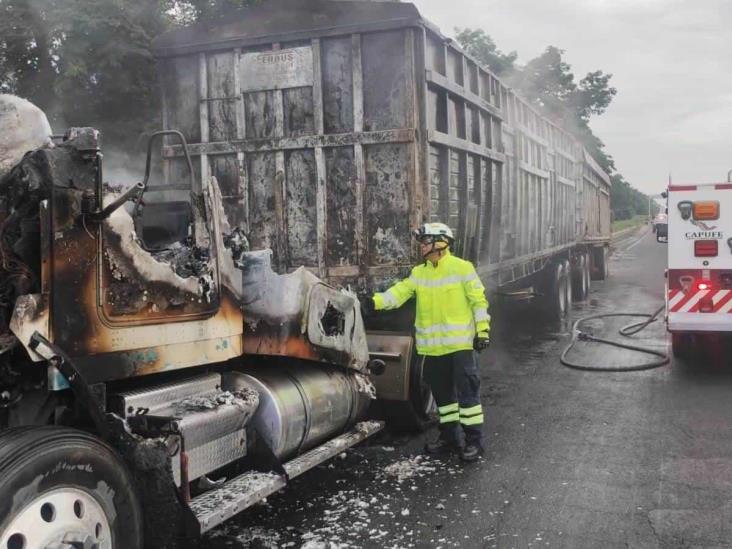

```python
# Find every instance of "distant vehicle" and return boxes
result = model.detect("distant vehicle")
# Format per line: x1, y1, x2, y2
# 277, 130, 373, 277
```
665, 182, 731, 358
652, 212, 667, 230
653, 212, 668, 241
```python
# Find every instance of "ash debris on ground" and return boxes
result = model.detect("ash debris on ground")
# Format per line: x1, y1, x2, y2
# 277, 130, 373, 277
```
201, 441, 483, 549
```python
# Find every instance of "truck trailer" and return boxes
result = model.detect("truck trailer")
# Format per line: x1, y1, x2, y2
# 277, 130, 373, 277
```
153, 0, 612, 427
0, 1, 611, 547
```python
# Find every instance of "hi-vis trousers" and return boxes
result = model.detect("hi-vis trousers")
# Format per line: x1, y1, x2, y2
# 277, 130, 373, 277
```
423, 350, 484, 446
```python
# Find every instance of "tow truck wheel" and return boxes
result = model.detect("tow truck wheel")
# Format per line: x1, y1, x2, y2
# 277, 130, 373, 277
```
671, 332, 694, 359
0, 427, 143, 549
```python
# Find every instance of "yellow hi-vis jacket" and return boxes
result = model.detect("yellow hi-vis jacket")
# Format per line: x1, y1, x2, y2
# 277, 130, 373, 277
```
373, 251, 490, 356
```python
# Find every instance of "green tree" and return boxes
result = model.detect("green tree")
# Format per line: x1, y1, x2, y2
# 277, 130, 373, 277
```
454, 28, 517, 76
0, 0, 264, 149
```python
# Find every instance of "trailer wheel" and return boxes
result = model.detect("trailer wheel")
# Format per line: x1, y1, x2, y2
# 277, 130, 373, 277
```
0, 426, 143, 549
562, 259, 573, 311
383, 354, 437, 432
544, 262, 568, 320
572, 254, 590, 301
592, 246, 610, 281
584, 253, 592, 296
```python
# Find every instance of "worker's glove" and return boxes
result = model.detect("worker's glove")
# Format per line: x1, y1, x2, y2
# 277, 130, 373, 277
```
473, 332, 490, 352
358, 295, 375, 316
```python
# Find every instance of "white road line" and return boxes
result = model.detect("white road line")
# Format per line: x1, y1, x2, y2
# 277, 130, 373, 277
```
625, 229, 650, 251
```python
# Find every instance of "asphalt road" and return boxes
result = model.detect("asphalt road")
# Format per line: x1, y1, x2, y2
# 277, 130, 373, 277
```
204, 227, 732, 549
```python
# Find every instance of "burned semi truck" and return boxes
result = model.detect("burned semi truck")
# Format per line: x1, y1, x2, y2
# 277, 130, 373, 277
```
0, 0, 612, 546
153, 0, 612, 427
0, 106, 383, 544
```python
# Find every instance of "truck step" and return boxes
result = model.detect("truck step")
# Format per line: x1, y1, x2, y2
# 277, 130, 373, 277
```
191, 420, 384, 533
109, 373, 259, 486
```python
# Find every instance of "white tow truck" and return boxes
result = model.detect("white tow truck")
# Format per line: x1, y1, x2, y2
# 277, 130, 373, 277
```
665, 176, 732, 357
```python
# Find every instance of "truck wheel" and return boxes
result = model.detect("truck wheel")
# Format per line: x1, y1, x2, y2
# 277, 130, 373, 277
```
0, 427, 143, 549
563, 259, 573, 311
592, 246, 609, 281
583, 253, 592, 296
544, 262, 568, 320
572, 254, 586, 301
384, 354, 437, 432
671, 333, 694, 359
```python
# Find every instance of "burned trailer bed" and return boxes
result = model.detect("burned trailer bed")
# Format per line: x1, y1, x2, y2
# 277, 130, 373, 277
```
153, 0, 611, 303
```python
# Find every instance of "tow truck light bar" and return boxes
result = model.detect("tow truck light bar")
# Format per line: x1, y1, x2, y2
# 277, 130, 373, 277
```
694, 240, 718, 257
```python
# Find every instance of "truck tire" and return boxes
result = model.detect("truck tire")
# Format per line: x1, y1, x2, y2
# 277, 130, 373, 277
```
592, 246, 610, 281
383, 354, 437, 432
563, 259, 572, 311
671, 333, 694, 359
572, 254, 585, 301
572, 254, 590, 301
0, 426, 143, 549
544, 262, 568, 320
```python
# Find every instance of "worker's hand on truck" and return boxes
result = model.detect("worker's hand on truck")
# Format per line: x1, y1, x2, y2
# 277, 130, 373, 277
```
358, 295, 375, 316
473, 332, 490, 352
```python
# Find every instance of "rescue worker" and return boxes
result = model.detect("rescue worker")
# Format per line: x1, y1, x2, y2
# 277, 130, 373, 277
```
362, 222, 490, 462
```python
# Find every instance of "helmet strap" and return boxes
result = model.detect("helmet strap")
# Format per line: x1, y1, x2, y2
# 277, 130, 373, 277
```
422, 241, 449, 262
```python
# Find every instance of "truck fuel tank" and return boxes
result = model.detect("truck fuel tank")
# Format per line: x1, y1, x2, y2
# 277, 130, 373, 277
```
224, 364, 372, 460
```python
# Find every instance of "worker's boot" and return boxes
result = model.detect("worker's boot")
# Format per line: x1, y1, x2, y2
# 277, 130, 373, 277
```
424, 435, 461, 456
459, 443, 484, 463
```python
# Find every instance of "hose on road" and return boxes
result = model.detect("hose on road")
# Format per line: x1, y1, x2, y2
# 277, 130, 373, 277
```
560, 305, 669, 371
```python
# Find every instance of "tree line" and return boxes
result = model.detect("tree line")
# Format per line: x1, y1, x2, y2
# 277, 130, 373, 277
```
0, 0, 654, 219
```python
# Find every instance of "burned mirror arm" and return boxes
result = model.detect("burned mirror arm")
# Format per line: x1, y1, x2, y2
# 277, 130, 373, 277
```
84, 182, 145, 223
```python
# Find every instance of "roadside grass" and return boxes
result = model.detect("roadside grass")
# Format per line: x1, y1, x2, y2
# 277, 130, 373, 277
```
612, 215, 648, 233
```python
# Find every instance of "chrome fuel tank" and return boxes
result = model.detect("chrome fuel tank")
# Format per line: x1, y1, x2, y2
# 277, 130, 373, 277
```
224, 365, 371, 460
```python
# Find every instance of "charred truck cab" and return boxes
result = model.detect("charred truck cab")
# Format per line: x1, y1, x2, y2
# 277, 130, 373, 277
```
0, 126, 382, 547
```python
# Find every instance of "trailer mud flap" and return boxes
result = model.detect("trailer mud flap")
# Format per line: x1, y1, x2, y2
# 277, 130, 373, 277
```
189, 420, 383, 533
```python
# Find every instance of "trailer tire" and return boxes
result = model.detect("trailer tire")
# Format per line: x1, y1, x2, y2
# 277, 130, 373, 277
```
572, 255, 585, 301
544, 262, 568, 320
563, 259, 573, 311
0, 426, 143, 549
671, 333, 695, 359
383, 354, 437, 432
584, 253, 592, 296
592, 246, 610, 281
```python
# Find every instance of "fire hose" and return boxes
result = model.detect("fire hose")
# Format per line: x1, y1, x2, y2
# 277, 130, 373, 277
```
560, 305, 669, 371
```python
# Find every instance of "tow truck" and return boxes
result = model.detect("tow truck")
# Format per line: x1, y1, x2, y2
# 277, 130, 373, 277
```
665, 174, 732, 357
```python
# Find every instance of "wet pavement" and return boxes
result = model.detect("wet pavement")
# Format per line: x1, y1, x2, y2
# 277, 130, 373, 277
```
203, 227, 732, 548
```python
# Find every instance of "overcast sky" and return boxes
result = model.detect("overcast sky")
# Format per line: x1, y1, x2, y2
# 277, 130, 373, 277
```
410, 0, 731, 196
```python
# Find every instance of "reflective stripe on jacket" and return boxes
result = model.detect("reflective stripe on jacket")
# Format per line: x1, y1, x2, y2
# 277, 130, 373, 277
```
373, 251, 490, 356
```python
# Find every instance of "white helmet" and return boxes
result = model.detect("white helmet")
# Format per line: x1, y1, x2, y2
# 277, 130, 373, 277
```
413, 222, 455, 245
